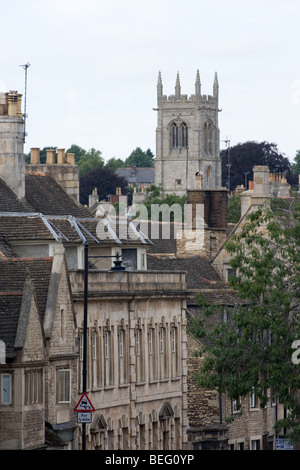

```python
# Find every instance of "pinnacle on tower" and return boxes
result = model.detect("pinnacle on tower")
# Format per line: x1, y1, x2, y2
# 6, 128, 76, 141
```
213, 72, 219, 99
157, 71, 163, 98
175, 72, 181, 98
195, 69, 201, 96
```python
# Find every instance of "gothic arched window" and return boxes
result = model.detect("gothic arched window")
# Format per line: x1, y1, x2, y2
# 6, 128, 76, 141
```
203, 120, 213, 154
170, 122, 178, 149
180, 122, 188, 148
170, 121, 188, 150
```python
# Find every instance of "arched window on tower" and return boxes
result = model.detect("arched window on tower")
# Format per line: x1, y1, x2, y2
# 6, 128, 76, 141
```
170, 122, 178, 149
170, 121, 188, 150
180, 122, 188, 148
203, 120, 213, 154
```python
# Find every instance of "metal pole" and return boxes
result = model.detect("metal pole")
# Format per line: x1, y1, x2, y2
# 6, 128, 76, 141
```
82, 242, 89, 450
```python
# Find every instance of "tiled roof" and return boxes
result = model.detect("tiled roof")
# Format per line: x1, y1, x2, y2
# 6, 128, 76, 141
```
0, 257, 53, 359
25, 174, 91, 217
0, 294, 23, 358
0, 174, 92, 217
0, 177, 32, 212
147, 254, 222, 290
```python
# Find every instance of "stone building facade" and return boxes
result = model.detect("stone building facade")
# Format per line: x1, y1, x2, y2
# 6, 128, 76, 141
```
154, 71, 222, 195
70, 269, 188, 450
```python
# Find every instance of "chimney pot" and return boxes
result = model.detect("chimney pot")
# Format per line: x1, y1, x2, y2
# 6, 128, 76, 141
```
66, 152, 75, 165
46, 149, 56, 164
57, 148, 65, 164
30, 148, 40, 165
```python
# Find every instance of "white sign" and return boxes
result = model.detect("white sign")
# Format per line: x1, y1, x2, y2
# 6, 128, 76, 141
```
275, 438, 293, 450
77, 412, 92, 424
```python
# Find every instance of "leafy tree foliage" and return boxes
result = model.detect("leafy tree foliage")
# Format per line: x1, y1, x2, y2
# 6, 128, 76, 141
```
221, 141, 297, 190
124, 147, 154, 168
291, 150, 300, 176
227, 195, 241, 223
79, 166, 129, 206
66, 144, 87, 163
77, 148, 104, 176
105, 157, 126, 172
190, 202, 300, 441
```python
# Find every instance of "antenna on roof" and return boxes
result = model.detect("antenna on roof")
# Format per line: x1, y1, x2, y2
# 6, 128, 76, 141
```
19, 62, 30, 143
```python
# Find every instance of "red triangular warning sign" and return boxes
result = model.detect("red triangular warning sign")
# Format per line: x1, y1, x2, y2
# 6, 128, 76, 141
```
74, 392, 95, 412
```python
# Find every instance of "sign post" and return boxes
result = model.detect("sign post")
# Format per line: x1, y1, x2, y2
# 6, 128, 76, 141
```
75, 392, 95, 443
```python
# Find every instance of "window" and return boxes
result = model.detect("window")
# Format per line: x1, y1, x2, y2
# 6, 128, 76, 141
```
251, 439, 260, 450
104, 330, 113, 386
170, 122, 178, 149
25, 369, 43, 404
250, 388, 258, 409
180, 122, 188, 148
57, 369, 71, 403
203, 120, 213, 154
170, 121, 188, 150
175, 179, 182, 186
232, 398, 240, 413
1, 374, 11, 404
222, 307, 228, 323
148, 327, 157, 381
92, 332, 99, 388
119, 329, 128, 385
171, 326, 179, 377
136, 328, 144, 382
160, 327, 168, 379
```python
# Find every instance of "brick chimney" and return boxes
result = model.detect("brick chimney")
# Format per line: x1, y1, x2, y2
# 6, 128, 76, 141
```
176, 188, 228, 259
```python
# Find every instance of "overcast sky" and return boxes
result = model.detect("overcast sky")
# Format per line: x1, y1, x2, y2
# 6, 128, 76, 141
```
1, 0, 299, 163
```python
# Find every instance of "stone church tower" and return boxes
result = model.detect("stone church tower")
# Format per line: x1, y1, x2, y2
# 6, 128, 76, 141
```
154, 71, 222, 195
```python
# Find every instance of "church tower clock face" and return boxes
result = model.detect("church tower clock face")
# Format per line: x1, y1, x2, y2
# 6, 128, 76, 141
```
154, 71, 222, 195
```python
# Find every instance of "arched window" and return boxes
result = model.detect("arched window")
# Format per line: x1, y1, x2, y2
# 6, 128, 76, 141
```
180, 122, 188, 148
206, 165, 212, 188
170, 122, 178, 149
170, 121, 188, 150
203, 120, 213, 154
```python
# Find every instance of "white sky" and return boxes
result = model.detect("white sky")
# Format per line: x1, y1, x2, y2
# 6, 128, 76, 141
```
1, 0, 299, 163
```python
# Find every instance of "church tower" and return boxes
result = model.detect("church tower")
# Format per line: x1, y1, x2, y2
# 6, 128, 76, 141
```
154, 71, 222, 195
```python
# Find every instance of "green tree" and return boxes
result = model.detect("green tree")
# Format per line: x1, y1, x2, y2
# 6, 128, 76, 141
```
104, 157, 125, 172
291, 150, 300, 176
190, 203, 300, 441
221, 141, 297, 190
77, 148, 104, 176
124, 147, 154, 167
227, 195, 241, 223
79, 166, 129, 206
140, 188, 186, 222
66, 144, 87, 163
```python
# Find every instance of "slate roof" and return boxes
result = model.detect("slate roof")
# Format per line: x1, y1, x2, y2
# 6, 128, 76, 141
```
0, 294, 23, 358
24, 175, 91, 217
0, 257, 53, 358
147, 254, 222, 289
0, 174, 91, 217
